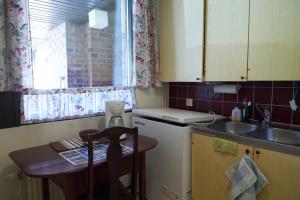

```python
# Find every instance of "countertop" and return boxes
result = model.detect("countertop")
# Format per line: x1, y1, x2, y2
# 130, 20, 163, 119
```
192, 120, 300, 157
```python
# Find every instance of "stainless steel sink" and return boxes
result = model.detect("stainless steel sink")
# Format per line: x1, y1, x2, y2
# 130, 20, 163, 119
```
205, 120, 300, 146
245, 127, 300, 146
207, 121, 259, 135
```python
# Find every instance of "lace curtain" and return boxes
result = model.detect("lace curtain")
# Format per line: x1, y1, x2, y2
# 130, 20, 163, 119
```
132, 0, 161, 88
0, 0, 136, 124
22, 87, 135, 124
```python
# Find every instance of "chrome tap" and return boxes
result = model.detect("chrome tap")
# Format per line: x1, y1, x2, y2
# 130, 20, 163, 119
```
254, 103, 271, 127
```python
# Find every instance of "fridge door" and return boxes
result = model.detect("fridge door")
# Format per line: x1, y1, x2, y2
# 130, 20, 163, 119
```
132, 116, 192, 200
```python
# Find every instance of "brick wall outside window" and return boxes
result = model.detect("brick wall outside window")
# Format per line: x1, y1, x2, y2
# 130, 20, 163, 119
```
66, 22, 115, 88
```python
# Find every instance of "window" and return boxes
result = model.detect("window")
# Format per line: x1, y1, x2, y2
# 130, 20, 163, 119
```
29, 0, 133, 89
21, 0, 135, 123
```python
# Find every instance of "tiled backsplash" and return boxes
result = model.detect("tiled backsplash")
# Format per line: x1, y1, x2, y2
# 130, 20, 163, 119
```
169, 81, 300, 126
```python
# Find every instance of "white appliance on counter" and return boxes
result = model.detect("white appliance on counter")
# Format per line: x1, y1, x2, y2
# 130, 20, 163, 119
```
132, 108, 219, 200
105, 100, 125, 128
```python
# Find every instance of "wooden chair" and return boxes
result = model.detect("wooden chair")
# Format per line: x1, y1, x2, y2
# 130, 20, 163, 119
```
79, 127, 139, 200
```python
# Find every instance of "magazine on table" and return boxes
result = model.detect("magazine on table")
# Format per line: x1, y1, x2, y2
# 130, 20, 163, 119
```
59, 143, 133, 166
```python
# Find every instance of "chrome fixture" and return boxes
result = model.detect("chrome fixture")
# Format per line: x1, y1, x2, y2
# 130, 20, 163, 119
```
253, 103, 271, 127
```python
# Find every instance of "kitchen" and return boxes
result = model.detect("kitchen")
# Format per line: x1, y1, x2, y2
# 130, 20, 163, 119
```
136, 0, 300, 199
0, 0, 300, 200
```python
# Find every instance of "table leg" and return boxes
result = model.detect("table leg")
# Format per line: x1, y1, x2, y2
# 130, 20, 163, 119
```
139, 153, 146, 200
41, 178, 50, 200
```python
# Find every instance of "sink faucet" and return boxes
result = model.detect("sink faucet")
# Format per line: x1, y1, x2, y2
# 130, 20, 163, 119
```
253, 103, 271, 127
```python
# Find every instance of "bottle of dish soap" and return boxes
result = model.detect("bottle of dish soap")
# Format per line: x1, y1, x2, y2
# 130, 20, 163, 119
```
232, 105, 242, 122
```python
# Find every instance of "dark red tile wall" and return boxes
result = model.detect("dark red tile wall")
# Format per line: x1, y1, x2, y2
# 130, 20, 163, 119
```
169, 81, 300, 126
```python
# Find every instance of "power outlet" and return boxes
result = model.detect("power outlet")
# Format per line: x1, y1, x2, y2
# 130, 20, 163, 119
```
186, 98, 193, 107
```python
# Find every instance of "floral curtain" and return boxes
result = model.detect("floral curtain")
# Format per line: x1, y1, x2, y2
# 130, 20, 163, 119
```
0, 0, 6, 90
6, 0, 33, 90
132, 0, 161, 88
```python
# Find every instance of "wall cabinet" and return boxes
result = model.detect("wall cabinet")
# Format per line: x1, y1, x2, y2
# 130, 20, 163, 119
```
192, 133, 300, 200
160, 0, 300, 82
205, 0, 300, 81
204, 0, 249, 81
248, 0, 300, 80
159, 0, 204, 82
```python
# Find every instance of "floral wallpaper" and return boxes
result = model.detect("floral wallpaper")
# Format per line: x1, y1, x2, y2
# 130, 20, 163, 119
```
133, 0, 161, 88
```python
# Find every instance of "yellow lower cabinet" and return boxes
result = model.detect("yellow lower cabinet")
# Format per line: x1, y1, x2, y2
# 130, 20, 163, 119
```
192, 133, 253, 200
192, 132, 300, 200
253, 147, 300, 200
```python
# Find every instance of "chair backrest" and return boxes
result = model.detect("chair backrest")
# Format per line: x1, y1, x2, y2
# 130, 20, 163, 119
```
79, 127, 139, 200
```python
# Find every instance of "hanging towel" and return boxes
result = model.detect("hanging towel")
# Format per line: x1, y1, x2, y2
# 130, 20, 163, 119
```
226, 154, 269, 200
213, 137, 237, 155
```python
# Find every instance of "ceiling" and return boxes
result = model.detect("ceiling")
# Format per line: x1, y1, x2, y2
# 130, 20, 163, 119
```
29, 0, 115, 48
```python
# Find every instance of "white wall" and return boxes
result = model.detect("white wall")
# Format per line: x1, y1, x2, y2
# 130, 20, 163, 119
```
135, 87, 165, 108
0, 87, 163, 200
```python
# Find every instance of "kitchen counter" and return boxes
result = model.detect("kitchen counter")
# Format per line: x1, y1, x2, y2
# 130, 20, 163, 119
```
192, 119, 300, 157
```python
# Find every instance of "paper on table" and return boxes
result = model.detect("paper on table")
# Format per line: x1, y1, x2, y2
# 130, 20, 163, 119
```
59, 144, 133, 166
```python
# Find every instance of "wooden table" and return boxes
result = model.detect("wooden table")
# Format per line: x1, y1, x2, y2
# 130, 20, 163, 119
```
9, 135, 157, 200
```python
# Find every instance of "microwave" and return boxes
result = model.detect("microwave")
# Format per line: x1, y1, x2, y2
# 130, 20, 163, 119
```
0, 91, 21, 128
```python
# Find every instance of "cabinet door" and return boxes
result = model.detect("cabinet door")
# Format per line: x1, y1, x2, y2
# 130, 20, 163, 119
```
248, 0, 300, 80
253, 147, 300, 200
159, 0, 204, 82
192, 133, 253, 200
204, 0, 249, 81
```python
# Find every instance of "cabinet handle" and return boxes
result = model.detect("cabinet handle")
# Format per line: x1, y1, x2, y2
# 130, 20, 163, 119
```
245, 149, 250, 155
196, 77, 201, 81
241, 76, 245, 80
256, 150, 260, 155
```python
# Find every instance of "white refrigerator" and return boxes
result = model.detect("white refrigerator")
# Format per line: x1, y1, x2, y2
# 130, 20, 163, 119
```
132, 108, 217, 200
